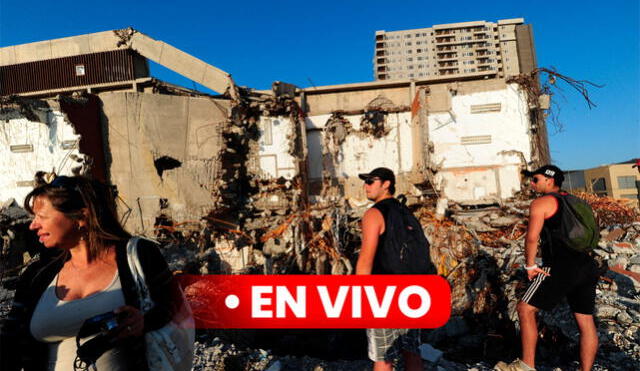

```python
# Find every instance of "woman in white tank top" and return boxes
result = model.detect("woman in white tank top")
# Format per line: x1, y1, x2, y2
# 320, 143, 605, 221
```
0, 174, 174, 371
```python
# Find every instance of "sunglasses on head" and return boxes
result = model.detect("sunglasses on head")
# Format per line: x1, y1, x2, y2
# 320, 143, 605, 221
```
364, 177, 381, 185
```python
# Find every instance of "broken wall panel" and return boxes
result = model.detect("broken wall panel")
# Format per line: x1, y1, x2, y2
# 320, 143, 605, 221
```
305, 110, 416, 200
255, 116, 298, 179
98, 91, 229, 234
0, 100, 88, 203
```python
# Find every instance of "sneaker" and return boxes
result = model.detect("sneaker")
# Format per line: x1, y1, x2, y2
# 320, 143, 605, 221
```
494, 358, 536, 371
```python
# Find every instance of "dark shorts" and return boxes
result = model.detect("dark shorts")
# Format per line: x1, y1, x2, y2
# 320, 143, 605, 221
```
521, 261, 599, 314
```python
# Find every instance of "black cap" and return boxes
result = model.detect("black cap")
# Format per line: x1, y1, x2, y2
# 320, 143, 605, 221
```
358, 167, 395, 184
522, 165, 564, 186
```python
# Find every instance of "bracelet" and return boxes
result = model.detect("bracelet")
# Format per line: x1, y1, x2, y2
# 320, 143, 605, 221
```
524, 264, 538, 271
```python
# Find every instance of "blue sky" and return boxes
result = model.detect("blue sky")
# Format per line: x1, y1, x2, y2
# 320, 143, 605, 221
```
1, 0, 638, 170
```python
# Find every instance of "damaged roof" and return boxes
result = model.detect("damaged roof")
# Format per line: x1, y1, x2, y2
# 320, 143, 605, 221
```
0, 28, 236, 96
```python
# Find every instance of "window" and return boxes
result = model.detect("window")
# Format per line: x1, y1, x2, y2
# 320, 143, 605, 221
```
406, 42, 412, 46
417, 49, 422, 53
592, 178, 607, 192
618, 176, 637, 189
405, 34, 411, 38
407, 57, 413, 62
620, 194, 639, 200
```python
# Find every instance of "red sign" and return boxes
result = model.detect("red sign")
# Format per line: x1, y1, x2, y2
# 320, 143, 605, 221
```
178, 275, 451, 329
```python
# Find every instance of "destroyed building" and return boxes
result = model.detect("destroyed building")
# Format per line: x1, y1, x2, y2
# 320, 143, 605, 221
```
1, 28, 551, 272
2, 28, 639, 371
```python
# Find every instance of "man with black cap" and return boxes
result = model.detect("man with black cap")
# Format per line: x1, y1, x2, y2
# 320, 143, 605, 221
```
495, 165, 599, 371
355, 167, 423, 371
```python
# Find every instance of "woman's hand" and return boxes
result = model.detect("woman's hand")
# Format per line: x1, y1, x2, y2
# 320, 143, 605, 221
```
113, 305, 144, 339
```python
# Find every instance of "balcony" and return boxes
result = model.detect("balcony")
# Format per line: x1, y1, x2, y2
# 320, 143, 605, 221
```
376, 34, 385, 41
438, 69, 460, 75
376, 42, 385, 49
437, 53, 458, 61
377, 74, 388, 80
377, 58, 388, 65
376, 50, 387, 57
377, 66, 388, 72
438, 61, 458, 67
436, 46, 456, 52
435, 37, 455, 43
477, 66, 496, 72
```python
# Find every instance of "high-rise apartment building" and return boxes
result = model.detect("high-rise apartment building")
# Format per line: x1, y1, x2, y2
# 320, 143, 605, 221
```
373, 18, 537, 81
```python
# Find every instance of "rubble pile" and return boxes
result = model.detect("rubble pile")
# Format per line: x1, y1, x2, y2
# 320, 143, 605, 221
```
2, 188, 639, 370
574, 191, 639, 227
412, 194, 640, 370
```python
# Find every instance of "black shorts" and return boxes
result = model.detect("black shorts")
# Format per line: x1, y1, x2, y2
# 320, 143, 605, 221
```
521, 261, 599, 315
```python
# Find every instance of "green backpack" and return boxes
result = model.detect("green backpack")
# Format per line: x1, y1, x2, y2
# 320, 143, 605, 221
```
548, 192, 599, 253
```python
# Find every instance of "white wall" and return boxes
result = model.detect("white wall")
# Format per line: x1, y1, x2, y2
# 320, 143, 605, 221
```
305, 111, 414, 179
429, 84, 531, 201
257, 116, 297, 179
0, 110, 83, 204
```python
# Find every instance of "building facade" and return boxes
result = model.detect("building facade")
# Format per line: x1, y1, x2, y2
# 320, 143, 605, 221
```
564, 161, 640, 207
373, 18, 537, 81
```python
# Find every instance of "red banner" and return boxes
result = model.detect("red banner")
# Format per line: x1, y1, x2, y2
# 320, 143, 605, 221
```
178, 275, 451, 329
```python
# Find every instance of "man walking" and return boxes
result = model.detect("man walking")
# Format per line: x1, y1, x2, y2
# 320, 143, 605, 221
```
496, 165, 599, 371
355, 167, 424, 371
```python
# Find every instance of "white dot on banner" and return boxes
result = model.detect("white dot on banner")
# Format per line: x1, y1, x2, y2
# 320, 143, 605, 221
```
225, 294, 240, 309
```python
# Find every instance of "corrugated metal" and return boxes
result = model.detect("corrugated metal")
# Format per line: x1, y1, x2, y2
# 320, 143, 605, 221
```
1, 49, 146, 95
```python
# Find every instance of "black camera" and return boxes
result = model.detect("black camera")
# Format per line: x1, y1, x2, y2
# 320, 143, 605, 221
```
74, 311, 121, 369
80, 311, 119, 336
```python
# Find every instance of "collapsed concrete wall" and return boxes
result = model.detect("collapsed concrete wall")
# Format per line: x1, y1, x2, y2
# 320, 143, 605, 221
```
98, 92, 230, 234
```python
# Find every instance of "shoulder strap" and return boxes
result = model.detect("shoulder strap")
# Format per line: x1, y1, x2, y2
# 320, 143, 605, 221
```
126, 237, 155, 312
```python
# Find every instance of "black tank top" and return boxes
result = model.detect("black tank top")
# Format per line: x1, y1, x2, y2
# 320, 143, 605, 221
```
370, 198, 396, 274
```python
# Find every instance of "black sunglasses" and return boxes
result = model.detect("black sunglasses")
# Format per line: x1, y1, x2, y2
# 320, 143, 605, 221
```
364, 177, 381, 185
531, 176, 549, 184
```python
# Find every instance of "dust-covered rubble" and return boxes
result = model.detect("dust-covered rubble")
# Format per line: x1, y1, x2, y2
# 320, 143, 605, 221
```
1, 192, 639, 370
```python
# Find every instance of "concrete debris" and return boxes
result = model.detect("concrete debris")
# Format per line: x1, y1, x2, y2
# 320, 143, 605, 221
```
1, 200, 35, 286
2, 188, 637, 370
414, 192, 640, 370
